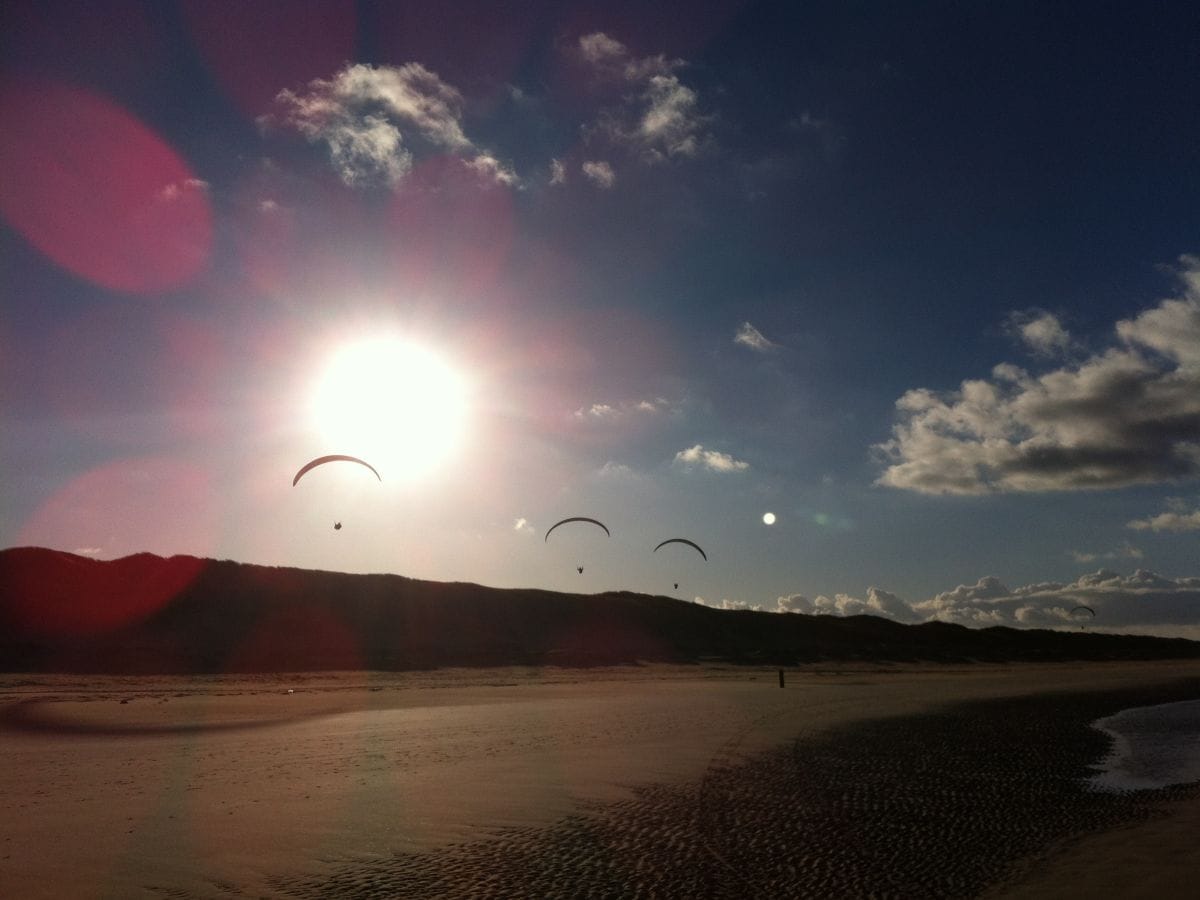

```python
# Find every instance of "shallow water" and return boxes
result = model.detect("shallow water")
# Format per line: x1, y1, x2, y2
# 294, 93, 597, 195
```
1089, 698, 1200, 792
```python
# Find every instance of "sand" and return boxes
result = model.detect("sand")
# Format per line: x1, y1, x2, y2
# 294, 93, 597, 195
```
2, 660, 1198, 898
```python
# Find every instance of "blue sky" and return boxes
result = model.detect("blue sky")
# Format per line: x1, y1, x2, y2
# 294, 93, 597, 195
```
3, 1, 1199, 637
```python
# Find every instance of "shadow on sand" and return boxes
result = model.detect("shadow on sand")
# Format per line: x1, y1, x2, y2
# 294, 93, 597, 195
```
0, 699, 330, 738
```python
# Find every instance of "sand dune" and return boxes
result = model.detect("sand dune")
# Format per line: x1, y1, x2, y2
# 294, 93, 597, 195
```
3, 661, 1199, 897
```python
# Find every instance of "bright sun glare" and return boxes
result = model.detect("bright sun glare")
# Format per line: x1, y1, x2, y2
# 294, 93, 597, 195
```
310, 337, 470, 482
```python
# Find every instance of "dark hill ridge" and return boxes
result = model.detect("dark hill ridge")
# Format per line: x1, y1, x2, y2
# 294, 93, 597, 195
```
1, 547, 1197, 673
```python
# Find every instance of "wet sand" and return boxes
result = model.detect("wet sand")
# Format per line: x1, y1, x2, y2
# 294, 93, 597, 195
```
2, 661, 1198, 898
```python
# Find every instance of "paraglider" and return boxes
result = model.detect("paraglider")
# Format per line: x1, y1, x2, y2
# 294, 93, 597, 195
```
653, 538, 707, 591
1070, 605, 1095, 630
293, 456, 380, 533
545, 517, 609, 576
292, 454, 381, 486
544, 517, 610, 541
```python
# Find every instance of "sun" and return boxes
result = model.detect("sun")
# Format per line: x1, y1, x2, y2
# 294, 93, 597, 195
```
310, 336, 471, 482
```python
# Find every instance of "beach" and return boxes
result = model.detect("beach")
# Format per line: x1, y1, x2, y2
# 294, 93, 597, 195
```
3, 661, 1199, 898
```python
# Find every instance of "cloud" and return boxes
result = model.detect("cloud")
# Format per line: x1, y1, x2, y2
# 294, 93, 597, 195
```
638, 75, 703, 159
1006, 309, 1074, 358
269, 63, 513, 189
73, 547, 102, 556
595, 461, 640, 480
877, 256, 1200, 494
578, 402, 618, 420
578, 32, 628, 68
582, 160, 616, 188
733, 321, 779, 353
911, 569, 1200, 633
772, 566, 1200, 637
466, 153, 520, 187
513, 517, 534, 535
1070, 542, 1144, 563
788, 111, 845, 158
549, 158, 566, 185
575, 32, 711, 165
673, 444, 750, 473
1127, 501, 1200, 532
577, 32, 677, 82
696, 596, 763, 611
574, 397, 670, 422
159, 178, 209, 201
775, 589, 920, 623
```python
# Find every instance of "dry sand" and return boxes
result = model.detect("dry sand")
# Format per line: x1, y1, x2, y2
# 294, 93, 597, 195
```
2, 660, 1198, 898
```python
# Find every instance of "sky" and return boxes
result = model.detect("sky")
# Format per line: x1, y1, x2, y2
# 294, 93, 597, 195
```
2, 1, 1199, 638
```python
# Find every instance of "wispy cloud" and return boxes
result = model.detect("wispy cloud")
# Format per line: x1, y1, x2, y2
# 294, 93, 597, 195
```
877, 255, 1200, 494
733, 321, 779, 353
575, 32, 712, 167
596, 461, 640, 480
582, 159, 615, 188
788, 111, 845, 158
268, 63, 514, 189
513, 517, 534, 535
159, 178, 209, 201
673, 444, 749, 473
74, 547, 103, 556
549, 158, 566, 185
574, 397, 670, 422
1070, 542, 1144, 563
466, 153, 519, 186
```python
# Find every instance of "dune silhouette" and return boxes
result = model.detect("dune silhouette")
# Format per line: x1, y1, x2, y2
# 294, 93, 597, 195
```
1, 547, 1197, 674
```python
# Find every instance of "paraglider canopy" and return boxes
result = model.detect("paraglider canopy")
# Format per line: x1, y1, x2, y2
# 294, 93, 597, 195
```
545, 517, 610, 541
652, 538, 707, 561
1070, 605, 1096, 617
292, 454, 381, 486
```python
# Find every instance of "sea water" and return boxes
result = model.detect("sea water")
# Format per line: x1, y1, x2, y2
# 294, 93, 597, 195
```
1088, 698, 1200, 793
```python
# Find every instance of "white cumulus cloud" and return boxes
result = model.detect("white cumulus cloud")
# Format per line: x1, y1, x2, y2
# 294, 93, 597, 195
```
1127, 502, 1200, 532
673, 444, 749, 473
775, 589, 920, 623
911, 569, 1200, 634
1006, 309, 1074, 358
877, 256, 1200, 494
772, 568, 1200, 637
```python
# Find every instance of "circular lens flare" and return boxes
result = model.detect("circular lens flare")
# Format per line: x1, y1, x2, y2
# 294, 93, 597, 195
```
762, 512, 776, 525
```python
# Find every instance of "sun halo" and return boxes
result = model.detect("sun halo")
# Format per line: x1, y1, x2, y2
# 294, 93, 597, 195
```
309, 336, 471, 483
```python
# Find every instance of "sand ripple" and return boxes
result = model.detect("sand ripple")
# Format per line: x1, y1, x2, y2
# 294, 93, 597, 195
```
271, 680, 1200, 899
